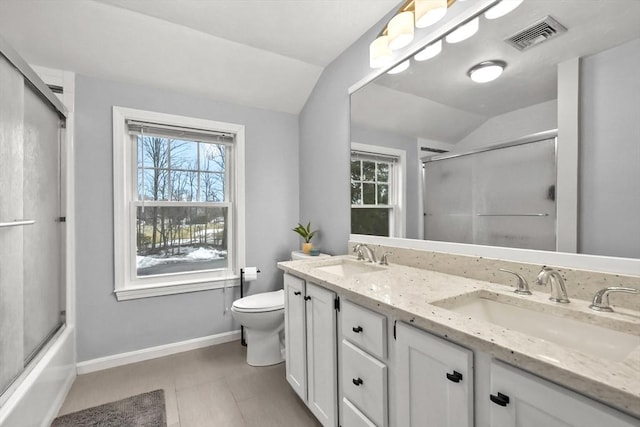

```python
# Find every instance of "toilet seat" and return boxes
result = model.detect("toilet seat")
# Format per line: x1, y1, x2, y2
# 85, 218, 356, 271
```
232, 289, 284, 313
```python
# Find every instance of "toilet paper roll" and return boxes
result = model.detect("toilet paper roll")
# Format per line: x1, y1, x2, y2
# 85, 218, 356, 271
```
243, 267, 258, 282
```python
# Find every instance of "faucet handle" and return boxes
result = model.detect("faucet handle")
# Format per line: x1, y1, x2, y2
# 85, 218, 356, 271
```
589, 287, 640, 312
379, 252, 392, 266
352, 244, 365, 261
499, 268, 532, 295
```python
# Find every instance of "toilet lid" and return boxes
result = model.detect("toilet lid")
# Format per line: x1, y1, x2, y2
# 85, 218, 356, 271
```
233, 289, 284, 312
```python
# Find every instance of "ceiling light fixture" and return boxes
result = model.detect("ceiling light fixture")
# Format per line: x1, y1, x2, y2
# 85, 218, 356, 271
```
369, 36, 392, 68
414, 40, 442, 61
467, 60, 506, 83
388, 60, 410, 75
445, 17, 479, 43
415, 0, 448, 28
484, 0, 523, 20
388, 11, 415, 50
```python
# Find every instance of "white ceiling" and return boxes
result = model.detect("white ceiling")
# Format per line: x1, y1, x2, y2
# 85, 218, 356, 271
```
0, 0, 398, 114
352, 0, 640, 143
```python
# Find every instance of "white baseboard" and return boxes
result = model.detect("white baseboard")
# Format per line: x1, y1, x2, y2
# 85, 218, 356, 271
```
76, 330, 241, 374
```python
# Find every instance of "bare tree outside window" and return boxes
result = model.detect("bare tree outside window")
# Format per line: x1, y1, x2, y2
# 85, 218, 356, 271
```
135, 135, 229, 276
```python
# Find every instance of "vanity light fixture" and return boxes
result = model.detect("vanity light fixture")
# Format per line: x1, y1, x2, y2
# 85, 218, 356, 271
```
445, 17, 479, 43
415, 0, 448, 28
467, 60, 506, 83
484, 0, 523, 20
388, 60, 411, 75
369, 0, 457, 68
414, 40, 442, 61
369, 36, 393, 68
388, 11, 415, 50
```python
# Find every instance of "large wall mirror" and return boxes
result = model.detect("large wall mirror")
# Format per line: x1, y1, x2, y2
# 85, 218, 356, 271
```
350, 0, 640, 259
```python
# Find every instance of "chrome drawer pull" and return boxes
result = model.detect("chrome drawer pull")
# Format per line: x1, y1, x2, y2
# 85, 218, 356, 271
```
352, 377, 363, 386
352, 326, 363, 333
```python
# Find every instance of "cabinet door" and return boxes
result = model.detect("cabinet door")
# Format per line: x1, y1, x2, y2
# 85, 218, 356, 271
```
284, 274, 306, 401
396, 322, 474, 427
306, 282, 338, 427
489, 361, 640, 427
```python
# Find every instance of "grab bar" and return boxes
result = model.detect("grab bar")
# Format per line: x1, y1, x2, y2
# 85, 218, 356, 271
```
0, 219, 36, 228
476, 213, 549, 217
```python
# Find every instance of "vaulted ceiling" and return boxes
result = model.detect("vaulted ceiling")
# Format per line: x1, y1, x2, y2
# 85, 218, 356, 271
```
0, 0, 398, 114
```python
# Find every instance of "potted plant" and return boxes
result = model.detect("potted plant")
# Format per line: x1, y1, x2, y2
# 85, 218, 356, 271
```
293, 221, 317, 254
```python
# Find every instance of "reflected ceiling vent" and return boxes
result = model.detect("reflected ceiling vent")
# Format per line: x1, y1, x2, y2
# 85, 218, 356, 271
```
505, 15, 567, 51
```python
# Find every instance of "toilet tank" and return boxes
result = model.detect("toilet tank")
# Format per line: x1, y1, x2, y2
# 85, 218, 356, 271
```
291, 251, 330, 260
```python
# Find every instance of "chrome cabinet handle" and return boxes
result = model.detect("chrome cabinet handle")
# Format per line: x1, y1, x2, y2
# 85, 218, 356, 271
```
0, 219, 35, 228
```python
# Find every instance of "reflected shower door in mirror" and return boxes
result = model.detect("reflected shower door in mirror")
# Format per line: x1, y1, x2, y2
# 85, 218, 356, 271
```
350, 0, 640, 259
423, 134, 556, 250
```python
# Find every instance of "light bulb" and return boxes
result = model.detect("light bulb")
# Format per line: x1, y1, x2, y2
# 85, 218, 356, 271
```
445, 17, 479, 44
387, 60, 410, 75
388, 11, 415, 50
468, 60, 506, 83
414, 40, 442, 61
415, 0, 447, 28
369, 36, 392, 69
484, 0, 523, 20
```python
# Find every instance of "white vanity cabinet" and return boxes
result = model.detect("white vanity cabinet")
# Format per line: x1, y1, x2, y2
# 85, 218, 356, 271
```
395, 322, 474, 427
284, 273, 338, 427
488, 361, 640, 427
340, 300, 389, 427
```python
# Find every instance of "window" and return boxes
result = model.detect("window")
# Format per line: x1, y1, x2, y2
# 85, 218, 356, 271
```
350, 143, 404, 237
113, 107, 245, 300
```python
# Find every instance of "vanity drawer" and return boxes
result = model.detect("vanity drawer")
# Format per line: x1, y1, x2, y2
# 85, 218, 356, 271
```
342, 397, 377, 427
342, 340, 387, 427
341, 300, 387, 359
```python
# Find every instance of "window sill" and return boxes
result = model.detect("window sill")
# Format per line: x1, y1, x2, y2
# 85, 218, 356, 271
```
114, 275, 240, 301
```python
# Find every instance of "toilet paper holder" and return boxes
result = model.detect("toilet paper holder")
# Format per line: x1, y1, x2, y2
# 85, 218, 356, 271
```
240, 267, 261, 346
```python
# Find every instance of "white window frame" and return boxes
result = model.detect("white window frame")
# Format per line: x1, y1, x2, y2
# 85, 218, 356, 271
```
113, 106, 245, 300
351, 142, 406, 238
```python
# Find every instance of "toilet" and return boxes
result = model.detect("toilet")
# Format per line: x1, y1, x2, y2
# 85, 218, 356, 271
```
231, 251, 329, 366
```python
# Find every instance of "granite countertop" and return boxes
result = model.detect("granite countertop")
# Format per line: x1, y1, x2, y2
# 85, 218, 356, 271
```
278, 255, 640, 418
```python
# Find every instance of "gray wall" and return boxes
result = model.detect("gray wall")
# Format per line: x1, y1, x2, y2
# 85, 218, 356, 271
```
298, 3, 477, 254
298, 21, 384, 255
579, 38, 640, 258
351, 125, 421, 239
74, 74, 300, 361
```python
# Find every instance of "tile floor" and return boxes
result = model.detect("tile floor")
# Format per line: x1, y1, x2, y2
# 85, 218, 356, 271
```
57, 341, 322, 427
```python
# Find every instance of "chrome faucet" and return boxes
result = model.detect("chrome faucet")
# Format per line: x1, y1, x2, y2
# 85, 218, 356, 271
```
499, 268, 531, 295
536, 266, 570, 303
589, 287, 640, 312
379, 251, 392, 266
352, 243, 377, 263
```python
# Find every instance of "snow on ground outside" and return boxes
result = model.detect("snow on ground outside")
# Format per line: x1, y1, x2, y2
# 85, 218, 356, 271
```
136, 246, 227, 269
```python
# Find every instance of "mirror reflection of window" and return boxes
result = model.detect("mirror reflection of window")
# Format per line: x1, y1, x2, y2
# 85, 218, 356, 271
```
350, 149, 399, 237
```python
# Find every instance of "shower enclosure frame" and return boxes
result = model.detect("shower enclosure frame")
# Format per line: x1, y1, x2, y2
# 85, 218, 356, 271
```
0, 35, 76, 426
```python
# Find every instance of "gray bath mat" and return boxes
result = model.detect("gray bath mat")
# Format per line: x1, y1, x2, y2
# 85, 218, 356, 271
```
51, 389, 166, 427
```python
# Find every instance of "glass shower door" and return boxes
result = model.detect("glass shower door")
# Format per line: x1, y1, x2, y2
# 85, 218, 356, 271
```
22, 83, 65, 362
0, 55, 65, 398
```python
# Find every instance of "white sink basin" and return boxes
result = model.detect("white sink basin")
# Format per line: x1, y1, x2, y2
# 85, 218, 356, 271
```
313, 259, 384, 278
434, 294, 640, 362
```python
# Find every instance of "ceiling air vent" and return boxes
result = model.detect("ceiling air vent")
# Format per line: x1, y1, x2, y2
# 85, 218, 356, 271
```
505, 16, 567, 51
